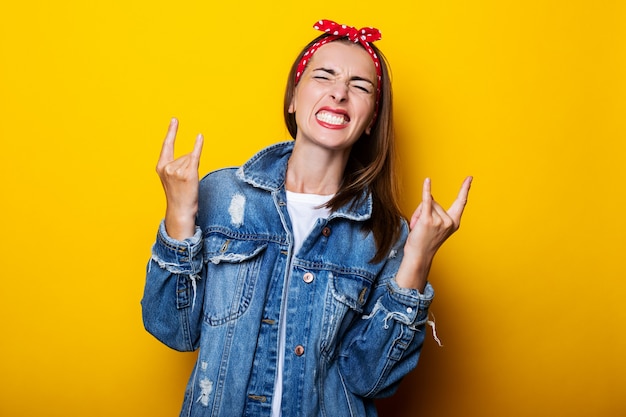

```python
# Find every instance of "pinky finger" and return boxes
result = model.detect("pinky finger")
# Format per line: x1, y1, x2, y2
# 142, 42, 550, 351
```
191, 133, 204, 165
448, 176, 473, 222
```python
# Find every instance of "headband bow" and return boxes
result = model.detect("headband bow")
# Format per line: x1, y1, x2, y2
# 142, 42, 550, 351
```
314, 20, 382, 44
295, 19, 383, 123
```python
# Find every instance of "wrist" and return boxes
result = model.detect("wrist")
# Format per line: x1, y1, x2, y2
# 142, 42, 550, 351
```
395, 254, 433, 293
164, 210, 197, 241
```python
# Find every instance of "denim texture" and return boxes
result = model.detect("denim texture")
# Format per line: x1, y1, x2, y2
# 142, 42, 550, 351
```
142, 141, 434, 417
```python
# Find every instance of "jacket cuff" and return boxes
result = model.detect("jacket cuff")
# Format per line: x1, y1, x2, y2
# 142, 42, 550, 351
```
383, 279, 434, 327
150, 220, 203, 274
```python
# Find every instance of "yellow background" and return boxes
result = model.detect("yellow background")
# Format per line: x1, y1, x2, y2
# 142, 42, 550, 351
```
1, 1, 624, 416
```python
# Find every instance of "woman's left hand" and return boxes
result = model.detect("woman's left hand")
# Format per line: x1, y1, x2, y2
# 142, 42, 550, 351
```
395, 176, 473, 291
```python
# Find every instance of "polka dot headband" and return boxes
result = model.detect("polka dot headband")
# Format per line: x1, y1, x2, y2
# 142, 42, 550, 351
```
295, 19, 383, 123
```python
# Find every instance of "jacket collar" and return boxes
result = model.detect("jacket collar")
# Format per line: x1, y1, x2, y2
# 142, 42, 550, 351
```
236, 141, 372, 222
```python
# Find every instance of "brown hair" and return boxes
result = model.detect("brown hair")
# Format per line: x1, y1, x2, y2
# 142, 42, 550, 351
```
283, 35, 403, 263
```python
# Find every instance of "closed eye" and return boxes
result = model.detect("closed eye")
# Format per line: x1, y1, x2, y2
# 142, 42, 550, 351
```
350, 78, 374, 94
312, 68, 334, 81
350, 76, 375, 94
352, 84, 372, 93
310, 68, 375, 93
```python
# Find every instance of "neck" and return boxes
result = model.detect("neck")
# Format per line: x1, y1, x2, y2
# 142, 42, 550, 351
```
286, 141, 349, 195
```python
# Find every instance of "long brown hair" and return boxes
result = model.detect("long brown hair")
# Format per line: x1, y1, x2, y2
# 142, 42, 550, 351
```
283, 35, 403, 263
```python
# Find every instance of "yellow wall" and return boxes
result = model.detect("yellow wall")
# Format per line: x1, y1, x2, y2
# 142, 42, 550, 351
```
1, 1, 624, 416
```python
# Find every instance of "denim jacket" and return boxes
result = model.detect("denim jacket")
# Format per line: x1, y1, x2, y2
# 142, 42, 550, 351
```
142, 141, 435, 417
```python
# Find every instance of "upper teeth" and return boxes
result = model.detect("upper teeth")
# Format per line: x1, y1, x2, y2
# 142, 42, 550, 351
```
317, 111, 346, 125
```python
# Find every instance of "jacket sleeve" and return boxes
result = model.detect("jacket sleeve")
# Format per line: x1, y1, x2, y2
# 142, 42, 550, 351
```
337, 223, 435, 398
141, 221, 206, 352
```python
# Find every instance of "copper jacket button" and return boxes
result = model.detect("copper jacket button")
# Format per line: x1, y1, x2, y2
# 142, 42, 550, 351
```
294, 345, 305, 356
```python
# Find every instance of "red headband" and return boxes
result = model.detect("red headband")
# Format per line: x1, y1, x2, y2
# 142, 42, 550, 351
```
295, 20, 383, 122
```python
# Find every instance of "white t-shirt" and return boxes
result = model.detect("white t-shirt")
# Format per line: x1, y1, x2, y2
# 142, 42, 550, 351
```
285, 191, 333, 253
271, 190, 332, 416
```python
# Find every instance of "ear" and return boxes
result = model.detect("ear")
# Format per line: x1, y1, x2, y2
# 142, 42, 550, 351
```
365, 118, 374, 135
365, 103, 377, 135
288, 88, 297, 114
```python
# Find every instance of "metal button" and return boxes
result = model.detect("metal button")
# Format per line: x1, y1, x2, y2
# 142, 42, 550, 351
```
322, 226, 331, 237
248, 394, 267, 402
294, 345, 305, 356
303, 272, 314, 284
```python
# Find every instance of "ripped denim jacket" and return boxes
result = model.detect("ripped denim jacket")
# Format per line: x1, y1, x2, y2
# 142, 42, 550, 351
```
141, 141, 435, 417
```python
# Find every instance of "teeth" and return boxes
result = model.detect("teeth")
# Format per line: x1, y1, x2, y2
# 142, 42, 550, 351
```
316, 111, 347, 125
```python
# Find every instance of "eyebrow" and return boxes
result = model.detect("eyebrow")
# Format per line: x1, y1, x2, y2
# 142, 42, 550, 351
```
312, 67, 375, 86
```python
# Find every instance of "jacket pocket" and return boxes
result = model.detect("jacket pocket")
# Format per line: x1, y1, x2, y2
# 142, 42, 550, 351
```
329, 270, 373, 313
321, 270, 374, 356
203, 235, 267, 326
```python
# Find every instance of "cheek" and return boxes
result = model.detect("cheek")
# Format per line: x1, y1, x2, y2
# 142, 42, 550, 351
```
293, 91, 317, 116
357, 97, 376, 120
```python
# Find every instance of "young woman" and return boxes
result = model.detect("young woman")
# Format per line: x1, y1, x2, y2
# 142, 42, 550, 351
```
142, 19, 472, 417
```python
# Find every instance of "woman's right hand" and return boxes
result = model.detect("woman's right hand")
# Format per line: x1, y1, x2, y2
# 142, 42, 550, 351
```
156, 118, 204, 240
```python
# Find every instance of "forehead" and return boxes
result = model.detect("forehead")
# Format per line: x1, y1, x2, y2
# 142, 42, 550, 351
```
308, 41, 377, 78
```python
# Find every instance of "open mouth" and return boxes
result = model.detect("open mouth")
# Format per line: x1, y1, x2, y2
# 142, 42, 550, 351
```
316, 110, 350, 126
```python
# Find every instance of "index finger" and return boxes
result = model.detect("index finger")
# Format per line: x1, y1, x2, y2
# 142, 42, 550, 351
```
158, 117, 179, 164
448, 176, 473, 222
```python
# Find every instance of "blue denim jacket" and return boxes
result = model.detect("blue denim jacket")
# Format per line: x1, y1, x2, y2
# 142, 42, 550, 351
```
142, 141, 434, 417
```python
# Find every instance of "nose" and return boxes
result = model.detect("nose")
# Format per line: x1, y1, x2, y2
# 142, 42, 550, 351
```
329, 82, 349, 103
